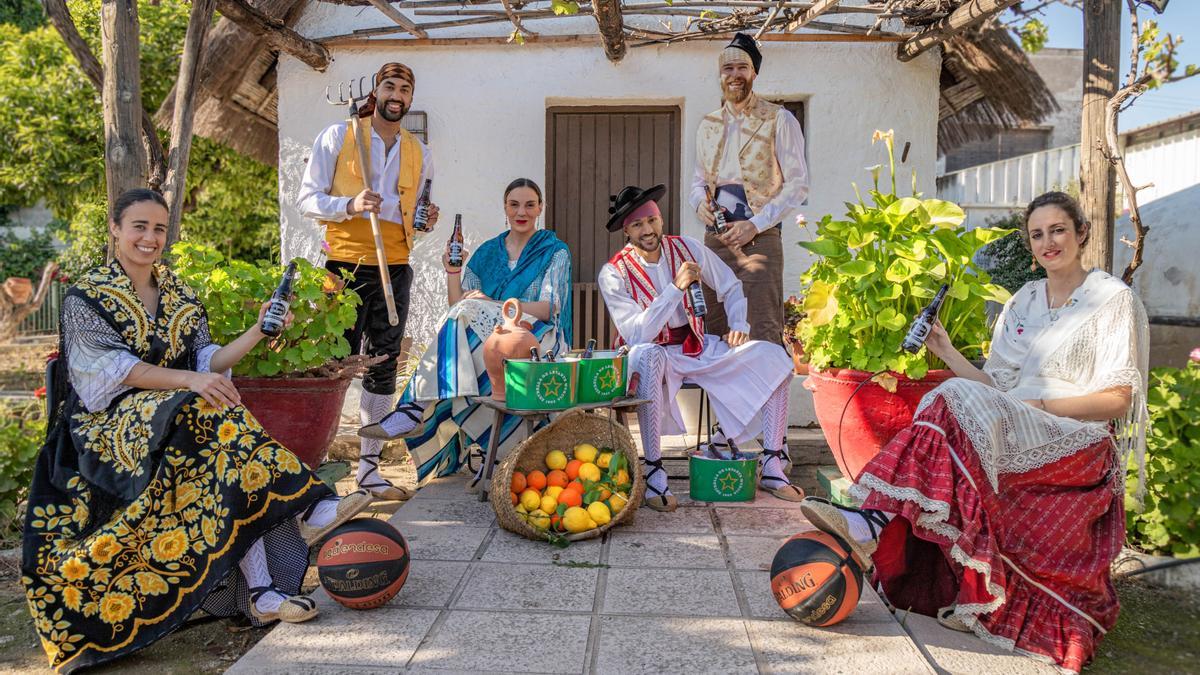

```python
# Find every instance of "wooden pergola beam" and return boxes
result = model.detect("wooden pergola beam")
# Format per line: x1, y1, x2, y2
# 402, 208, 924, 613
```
214, 0, 331, 70
593, 0, 626, 62
363, 0, 430, 38
319, 30, 907, 48
898, 0, 1020, 62
784, 0, 840, 32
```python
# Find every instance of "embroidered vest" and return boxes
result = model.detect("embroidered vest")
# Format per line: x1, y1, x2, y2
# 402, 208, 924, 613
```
608, 236, 705, 357
321, 117, 423, 265
695, 94, 784, 214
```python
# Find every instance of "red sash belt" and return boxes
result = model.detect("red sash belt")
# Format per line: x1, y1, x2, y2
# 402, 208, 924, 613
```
656, 325, 696, 347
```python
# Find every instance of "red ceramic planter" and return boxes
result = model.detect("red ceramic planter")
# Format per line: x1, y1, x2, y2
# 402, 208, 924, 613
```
805, 367, 953, 481
236, 376, 352, 470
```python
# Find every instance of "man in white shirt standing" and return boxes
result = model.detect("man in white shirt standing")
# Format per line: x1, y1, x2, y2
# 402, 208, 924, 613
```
598, 184, 803, 511
690, 33, 809, 347
297, 62, 438, 502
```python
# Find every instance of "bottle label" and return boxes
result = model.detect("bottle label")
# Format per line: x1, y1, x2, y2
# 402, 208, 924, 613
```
413, 205, 429, 231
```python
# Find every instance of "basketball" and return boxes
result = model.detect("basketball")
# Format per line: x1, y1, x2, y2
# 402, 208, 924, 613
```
317, 518, 410, 610
769, 530, 863, 627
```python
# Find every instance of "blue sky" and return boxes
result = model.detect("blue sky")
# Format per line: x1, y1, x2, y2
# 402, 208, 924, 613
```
1017, 1, 1200, 130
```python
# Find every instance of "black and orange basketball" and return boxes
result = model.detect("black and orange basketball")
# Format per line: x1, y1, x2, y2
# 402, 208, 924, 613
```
769, 530, 863, 627
317, 518, 410, 610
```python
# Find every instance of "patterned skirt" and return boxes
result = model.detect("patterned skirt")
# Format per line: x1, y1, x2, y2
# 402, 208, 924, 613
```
398, 300, 556, 485
22, 392, 330, 673
854, 396, 1123, 673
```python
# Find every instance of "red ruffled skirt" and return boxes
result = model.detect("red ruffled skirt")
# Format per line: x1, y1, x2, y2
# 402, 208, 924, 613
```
856, 396, 1123, 673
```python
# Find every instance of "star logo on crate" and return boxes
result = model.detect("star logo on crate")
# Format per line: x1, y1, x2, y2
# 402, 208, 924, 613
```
713, 467, 744, 496
538, 371, 568, 401
596, 366, 621, 393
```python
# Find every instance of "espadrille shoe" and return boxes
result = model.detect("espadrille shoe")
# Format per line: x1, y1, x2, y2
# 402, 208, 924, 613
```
299, 489, 374, 546
249, 587, 319, 624
799, 497, 885, 572
641, 458, 677, 512
937, 606, 972, 633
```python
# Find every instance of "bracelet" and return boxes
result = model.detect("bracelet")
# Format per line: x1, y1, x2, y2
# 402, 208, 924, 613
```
446, 269, 460, 275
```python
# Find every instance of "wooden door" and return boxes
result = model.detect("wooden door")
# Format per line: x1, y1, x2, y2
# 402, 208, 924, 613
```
546, 106, 681, 349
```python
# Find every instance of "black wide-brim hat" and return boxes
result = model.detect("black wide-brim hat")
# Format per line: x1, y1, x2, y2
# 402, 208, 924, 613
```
606, 184, 666, 232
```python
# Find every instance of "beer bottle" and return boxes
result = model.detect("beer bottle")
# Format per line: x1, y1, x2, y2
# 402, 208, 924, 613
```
687, 281, 707, 318
704, 185, 728, 235
902, 284, 949, 353
529, 347, 541, 362
448, 214, 464, 268
260, 260, 297, 337
412, 179, 433, 232
582, 338, 597, 359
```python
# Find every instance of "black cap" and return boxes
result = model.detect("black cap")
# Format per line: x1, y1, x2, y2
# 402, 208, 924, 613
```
726, 33, 762, 73
605, 184, 667, 232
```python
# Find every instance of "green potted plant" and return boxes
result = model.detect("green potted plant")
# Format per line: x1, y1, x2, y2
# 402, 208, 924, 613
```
796, 130, 1012, 479
172, 242, 369, 469
783, 295, 809, 375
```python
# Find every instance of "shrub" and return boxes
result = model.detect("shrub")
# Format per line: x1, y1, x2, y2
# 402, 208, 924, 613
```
1127, 361, 1200, 557
171, 242, 360, 378
0, 224, 56, 279
977, 213, 1046, 294
0, 399, 45, 540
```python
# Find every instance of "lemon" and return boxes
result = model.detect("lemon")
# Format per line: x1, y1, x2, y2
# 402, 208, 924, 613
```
597, 452, 613, 469
528, 509, 551, 530
562, 506, 596, 533
607, 492, 628, 513
539, 494, 558, 514
587, 501, 611, 526
515, 503, 529, 515
578, 462, 601, 483
519, 489, 541, 511
545, 450, 568, 471
573, 443, 598, 463
615, 469, 630, 487
545, 485, 564, 500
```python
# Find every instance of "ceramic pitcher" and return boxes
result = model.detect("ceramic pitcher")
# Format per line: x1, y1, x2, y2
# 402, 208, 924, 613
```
482, 298, 539, 401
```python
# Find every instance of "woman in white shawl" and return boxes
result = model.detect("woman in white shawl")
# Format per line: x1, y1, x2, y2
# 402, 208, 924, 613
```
801, 192, 1149, 673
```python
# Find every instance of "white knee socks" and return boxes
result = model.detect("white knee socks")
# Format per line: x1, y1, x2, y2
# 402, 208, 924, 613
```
378, 400, 427, 437
759, 379, 792, 489
633, 346, 671, 496
239, 538, 283, 614
359, 391, 399, 491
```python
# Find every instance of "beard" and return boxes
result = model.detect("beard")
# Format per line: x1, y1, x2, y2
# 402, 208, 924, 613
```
633, 232, 662, 253
377, 99, 408, 122
721, 77, 751, 104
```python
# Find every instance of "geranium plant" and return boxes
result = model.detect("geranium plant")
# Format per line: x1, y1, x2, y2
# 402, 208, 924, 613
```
797, 130, 1012, 380
171, 242, 360, 378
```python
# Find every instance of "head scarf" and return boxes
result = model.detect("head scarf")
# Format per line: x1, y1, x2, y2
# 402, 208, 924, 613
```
358, 62, 416, 118
624, 201, 661, 228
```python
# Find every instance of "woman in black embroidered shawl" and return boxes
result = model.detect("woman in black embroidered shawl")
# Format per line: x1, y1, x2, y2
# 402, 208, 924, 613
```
21, 189, 372, 673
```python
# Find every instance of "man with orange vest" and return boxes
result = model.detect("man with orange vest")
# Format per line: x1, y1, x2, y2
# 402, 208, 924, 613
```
298, 62, 437, 502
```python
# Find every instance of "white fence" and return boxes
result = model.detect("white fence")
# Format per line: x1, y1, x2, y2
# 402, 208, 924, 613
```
936, 144, 1081, 228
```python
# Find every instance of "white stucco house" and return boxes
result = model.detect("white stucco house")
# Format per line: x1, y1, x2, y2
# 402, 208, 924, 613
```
165, 0, 1055, 426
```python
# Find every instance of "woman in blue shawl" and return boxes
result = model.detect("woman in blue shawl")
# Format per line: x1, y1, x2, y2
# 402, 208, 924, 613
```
361, 179, 572, 488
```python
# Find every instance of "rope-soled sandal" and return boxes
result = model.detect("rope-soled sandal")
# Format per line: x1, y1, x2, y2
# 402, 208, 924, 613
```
758, 448, 805, 502
799, 496, 889, 572
937, 605, 972, 633
359, 403, 425, 440
641, 458, 678, 512
298, 489, 374, 546
357, 454, 414, 502
248, 586, 319, 624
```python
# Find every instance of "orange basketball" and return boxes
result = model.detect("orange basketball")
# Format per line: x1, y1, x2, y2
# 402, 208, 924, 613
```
526, 470, 547, 491
769, 530, 863, 627
317, 518, 410, 610
511, 472, 527, 493
547, 470, 569, 488
565, 460, 583, 481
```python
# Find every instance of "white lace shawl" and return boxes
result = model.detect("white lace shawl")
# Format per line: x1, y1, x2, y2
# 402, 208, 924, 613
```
918, 270, 1150, 496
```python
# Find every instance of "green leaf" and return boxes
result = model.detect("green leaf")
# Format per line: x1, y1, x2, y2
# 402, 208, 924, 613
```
883, 197, 923, 225
884, 258, 919, 283
836, 259, 876, 279
921, 199, 966, 229
799, 238, 846, 258
876, 307, 906, 331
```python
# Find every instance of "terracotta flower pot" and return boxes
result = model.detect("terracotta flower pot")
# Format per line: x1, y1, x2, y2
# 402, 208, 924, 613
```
482, 298, 539, 402
235, 375, 352, 470
805, 367, 953, 481
4, 277, 33, 305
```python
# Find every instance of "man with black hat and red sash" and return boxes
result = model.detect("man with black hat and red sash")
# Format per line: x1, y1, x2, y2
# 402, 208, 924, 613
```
298, 62, 438, 502
598, 184, 803, 510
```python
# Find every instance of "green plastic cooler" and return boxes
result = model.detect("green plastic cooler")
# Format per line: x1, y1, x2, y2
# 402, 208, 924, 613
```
575, 351, 627, 404
503, 358, 577, 410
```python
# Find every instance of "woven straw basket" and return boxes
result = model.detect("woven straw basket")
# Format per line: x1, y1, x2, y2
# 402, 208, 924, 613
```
490, 407, 645, 542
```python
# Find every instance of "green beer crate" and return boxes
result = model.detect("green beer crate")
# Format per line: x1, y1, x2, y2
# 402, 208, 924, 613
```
689, 453, 758, 502
503, 358, 577, 410
575, 351, 628, 404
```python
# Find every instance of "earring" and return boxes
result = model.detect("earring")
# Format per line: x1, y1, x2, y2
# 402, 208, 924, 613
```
1030, 259, 1038, 272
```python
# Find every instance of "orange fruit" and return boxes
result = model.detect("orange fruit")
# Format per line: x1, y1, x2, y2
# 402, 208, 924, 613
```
511, 472, 527, 494
547, 470, 569, 488
510, 491, 519, 505
565, 480, 584, 494
558, 489, 583, 509
550, 513, 563, 531
526, 470, 547, 491
565, 460, 583, 481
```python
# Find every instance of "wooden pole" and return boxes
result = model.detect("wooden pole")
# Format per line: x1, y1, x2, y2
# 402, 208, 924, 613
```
41, 0, 166, 190
898, 0, 1020, 62
214, 0, 331, 71
784, 0, 840, 32
593, 0, 626, 61
1079, 0, 1120, 273
363, 0, 430, 38
100, 0, 146, 253
161, 0, 216, 249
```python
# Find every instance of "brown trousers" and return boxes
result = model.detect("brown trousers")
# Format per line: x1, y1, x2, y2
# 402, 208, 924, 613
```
702, 226, 784, 345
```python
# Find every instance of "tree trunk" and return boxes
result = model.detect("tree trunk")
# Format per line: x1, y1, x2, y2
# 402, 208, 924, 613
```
100, 0, 148, 223
897, 0, 1020, 62
213, 0, 331, 71
1079, 0, 1120, 273
162, 0, 217, 248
